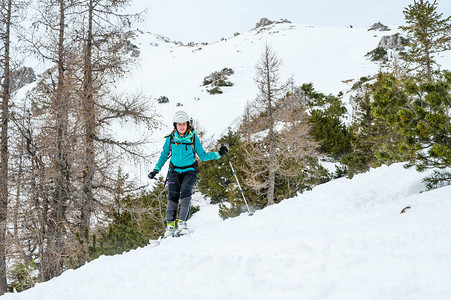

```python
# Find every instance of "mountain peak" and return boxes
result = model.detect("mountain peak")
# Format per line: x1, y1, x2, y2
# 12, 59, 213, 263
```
254, 17, 292, 29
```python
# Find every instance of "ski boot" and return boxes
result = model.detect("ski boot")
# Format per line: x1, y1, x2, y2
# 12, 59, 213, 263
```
176, 220, 190, 236
164, 221, 175, 238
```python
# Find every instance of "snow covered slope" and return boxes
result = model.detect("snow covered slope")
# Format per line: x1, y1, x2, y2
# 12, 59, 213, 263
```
117, 23, 392, 181
15, 21, 451, 183
2, 163, 450, 299
5, 22, 451, 300
119, 22, 451, 182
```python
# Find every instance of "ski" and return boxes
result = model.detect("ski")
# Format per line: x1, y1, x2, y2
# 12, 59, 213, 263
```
148, 229, 194, 247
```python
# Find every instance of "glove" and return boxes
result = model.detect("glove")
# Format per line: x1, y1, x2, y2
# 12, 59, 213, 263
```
148, 170, 158, 180
218, 144, 228, 156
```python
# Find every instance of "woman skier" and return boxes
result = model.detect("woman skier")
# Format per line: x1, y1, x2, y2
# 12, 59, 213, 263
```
148, 110, 228, 237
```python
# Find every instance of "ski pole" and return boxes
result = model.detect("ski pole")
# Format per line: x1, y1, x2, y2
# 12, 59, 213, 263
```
222, 144, 253, 216
152, 170, 169, 187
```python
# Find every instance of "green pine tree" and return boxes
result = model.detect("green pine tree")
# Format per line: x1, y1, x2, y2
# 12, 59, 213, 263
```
400, 0, 451, 81
360, 71, 451, 187
196, 129, 261, 219
343, 2, 451, 186
197, 130, 241, 204
300, 83, 352, 159
86, 183, 167, 260
342, 75, 412, 177
397, 71, 451, 175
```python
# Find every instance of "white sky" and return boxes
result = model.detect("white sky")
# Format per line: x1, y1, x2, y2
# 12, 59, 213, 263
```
127, 0, 451, 43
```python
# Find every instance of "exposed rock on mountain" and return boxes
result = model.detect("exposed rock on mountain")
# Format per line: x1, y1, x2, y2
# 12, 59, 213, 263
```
378, 34, 408, 51
203, 67, 235, 95
255, 17, 292, 29
203, 68, 234, 86
368, 22, 390, 31
11, 67, 36, 93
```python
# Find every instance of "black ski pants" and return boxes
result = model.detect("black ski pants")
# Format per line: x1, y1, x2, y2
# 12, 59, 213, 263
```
166, 171, 198, 222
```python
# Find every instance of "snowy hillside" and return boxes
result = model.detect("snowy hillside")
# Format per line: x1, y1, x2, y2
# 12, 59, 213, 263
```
116, 22, 394, 181
4, 21, 451, 299
118, 21, 451, 182
2, 163, 450, 299
14, 21, 451, 183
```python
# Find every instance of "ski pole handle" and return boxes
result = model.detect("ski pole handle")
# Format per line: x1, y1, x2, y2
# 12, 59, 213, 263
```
221, 143, 231, 161
221, 144, 235, 173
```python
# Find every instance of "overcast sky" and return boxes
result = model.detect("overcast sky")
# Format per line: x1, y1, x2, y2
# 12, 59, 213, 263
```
128, 0, 451, 43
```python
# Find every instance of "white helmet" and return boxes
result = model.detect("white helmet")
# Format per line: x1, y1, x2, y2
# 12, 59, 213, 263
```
172, 110, 190, 123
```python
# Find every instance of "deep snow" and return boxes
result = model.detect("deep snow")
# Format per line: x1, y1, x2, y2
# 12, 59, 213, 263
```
2, 163, 451, 299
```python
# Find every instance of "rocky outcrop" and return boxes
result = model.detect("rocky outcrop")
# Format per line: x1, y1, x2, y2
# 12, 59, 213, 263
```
10, 67, 36, 93
125, 40, 140, 57
255, 18, 273, 28
203, 68, 234, 86
378, 34, 407, 51
255, 18, 292, 29
368, 22, 390, 31
203, 68, 235, 95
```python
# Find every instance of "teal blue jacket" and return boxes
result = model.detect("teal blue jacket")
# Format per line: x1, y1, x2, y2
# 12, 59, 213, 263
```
154, 130, 220, 173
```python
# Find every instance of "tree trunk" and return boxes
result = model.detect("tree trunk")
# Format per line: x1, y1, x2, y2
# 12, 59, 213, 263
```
266, 56, 275, 206
425, 46, 432, 81
0, 0, 12, 294
80, 0, 95, 261
46, 0, 69, 279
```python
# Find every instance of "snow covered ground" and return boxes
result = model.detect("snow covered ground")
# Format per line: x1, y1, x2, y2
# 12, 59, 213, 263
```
6, 18, 451, 300
2, 163, 450, 300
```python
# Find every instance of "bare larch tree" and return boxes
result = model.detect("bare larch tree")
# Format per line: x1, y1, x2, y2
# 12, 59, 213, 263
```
248, 43, 290, 206
0, 0, 12, 294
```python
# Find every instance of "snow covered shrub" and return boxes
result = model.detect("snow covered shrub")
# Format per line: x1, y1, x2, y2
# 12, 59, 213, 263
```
202, 67, 234, 91
365, 46, 388, 62
215, 79, 233, 87
7, 260, 37, 292
157, 95, 169, 103
207, 86, 223, 94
